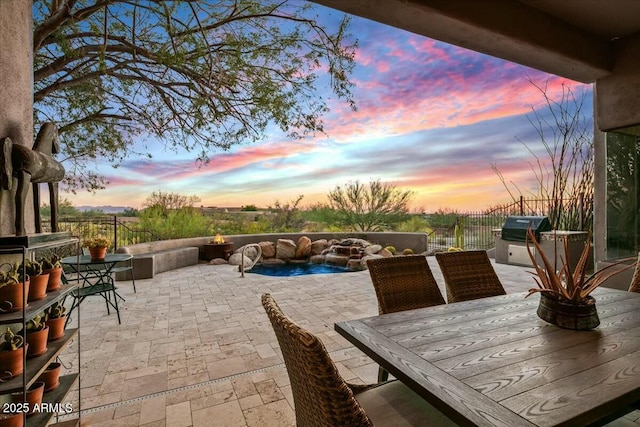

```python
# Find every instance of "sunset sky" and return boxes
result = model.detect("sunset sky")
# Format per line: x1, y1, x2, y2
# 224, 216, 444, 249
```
65, 2, 592, 212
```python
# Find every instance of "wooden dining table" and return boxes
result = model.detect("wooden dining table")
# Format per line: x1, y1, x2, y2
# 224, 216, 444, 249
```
335, 287, 640, 427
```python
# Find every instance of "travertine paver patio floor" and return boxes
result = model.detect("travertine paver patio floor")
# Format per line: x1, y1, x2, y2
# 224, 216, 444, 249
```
56, 257, 640, 427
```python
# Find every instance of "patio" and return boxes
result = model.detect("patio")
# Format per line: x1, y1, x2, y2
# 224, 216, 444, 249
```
60, 258, 640, 427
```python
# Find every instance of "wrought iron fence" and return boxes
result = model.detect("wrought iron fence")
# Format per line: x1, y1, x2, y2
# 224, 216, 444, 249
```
42, 216, 158, 252
41, 194, 590, 253
424, 195, 591, 252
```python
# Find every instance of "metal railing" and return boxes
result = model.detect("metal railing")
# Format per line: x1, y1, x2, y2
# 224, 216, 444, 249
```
42, 216, 158, 251
40, 194, 591, 253
424, 195, 591, 251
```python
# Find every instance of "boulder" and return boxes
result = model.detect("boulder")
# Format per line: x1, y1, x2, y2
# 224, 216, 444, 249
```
209, 258, 228, 265
236, 244, 259, 260
362, 254, 383, 268
347, 259, 367, 271
276, 239, 297, 260
364, 244, 382, 255
310, 239, 328, 255
259, 241, 276, 258
295, 236, 312, 258
309, 254, 326, 264
377, 248, 394, 258
228, 253, 253, 268
325, 253, 349, 267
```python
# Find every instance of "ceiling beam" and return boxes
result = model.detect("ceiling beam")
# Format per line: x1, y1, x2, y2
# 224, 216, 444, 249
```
311, 0, 614, 82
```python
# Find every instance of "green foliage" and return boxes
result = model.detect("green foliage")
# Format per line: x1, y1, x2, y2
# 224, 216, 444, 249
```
41, 255, 62, 270
454, 223, 465, 249
20, 260, 43, 278
327, 180, 413, 231
40, 199, 80, 218
121, 208, 139, 217
385, 246, 396, 255
397, 215, 433, 233
32, 1, 357, 191
26, 315, 46, 332
241, 205, 258, 212
143, 191, 201, 216
265, 196, 306, 232
79, 208, 107, 217
138, 206, 210, 239
0, 263, 20, 287
1, 327, 24, 351
426, 208, 459, 229
44, 302, 66, 320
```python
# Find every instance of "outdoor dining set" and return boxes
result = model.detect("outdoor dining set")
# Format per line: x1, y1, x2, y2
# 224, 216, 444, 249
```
262, 251, 640, 426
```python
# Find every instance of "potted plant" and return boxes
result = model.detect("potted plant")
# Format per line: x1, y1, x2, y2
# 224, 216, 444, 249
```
20, 260, 48, 302
84, 236, 111, 260
0, 327, 27, 379
0, 263, 29, 313
37, 361, 61, 392
525, 228, 633, 330
21, 315, 49, 357
43, 302, 66, 341
11, 380, 44, 417
41, 255, 63, 292
0, 412, 23, 427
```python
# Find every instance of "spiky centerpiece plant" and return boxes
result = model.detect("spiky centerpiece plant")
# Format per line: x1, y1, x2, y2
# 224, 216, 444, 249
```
525, 228, 633, 330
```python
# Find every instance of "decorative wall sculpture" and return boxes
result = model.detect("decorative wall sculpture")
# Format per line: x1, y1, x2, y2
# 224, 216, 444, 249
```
1, 123, 65, 236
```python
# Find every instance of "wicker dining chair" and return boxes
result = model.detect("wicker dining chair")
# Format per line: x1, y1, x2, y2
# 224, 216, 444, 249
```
435, 250, 506, 303
366, 255, 446, 314
366, 255, 446, 381
628, 252, 640, 293
261, 293, 455, 427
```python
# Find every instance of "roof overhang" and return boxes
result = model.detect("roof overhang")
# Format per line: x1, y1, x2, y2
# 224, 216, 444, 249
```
311, 0, 640, 83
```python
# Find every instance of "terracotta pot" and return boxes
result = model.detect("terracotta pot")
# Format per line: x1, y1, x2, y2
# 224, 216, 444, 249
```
89, 246, 107, 260
25, 325, 49, 358
27, 273, 49, 302
0, 413, 24, 427
11, 381, 44, 416
43, 267, 62, 291
45, 316, 66, 341
0, 344, 27, 378
537, 293, 600, 330
37, 362, 61, 392
0, 281, 29, 313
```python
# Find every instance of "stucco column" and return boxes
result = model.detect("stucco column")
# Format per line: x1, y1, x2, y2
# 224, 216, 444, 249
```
0, 1, 33, 236
596, 34, 640, 131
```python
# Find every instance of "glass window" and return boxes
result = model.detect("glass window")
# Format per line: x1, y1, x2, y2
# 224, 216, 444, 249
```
605, 127, 640, 258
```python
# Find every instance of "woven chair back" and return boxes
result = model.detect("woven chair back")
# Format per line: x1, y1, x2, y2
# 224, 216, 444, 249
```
435, 250, 506, 303
261, 294, 372, 427
366, 256, 445, 314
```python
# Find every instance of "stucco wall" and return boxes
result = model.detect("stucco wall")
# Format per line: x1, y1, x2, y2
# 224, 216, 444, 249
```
596, 34, 640, 131
118, 232, 430, 256
0, 1, 33, 236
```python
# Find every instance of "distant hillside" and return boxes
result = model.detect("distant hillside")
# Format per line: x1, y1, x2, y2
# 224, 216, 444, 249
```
76, 205, 130, 214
